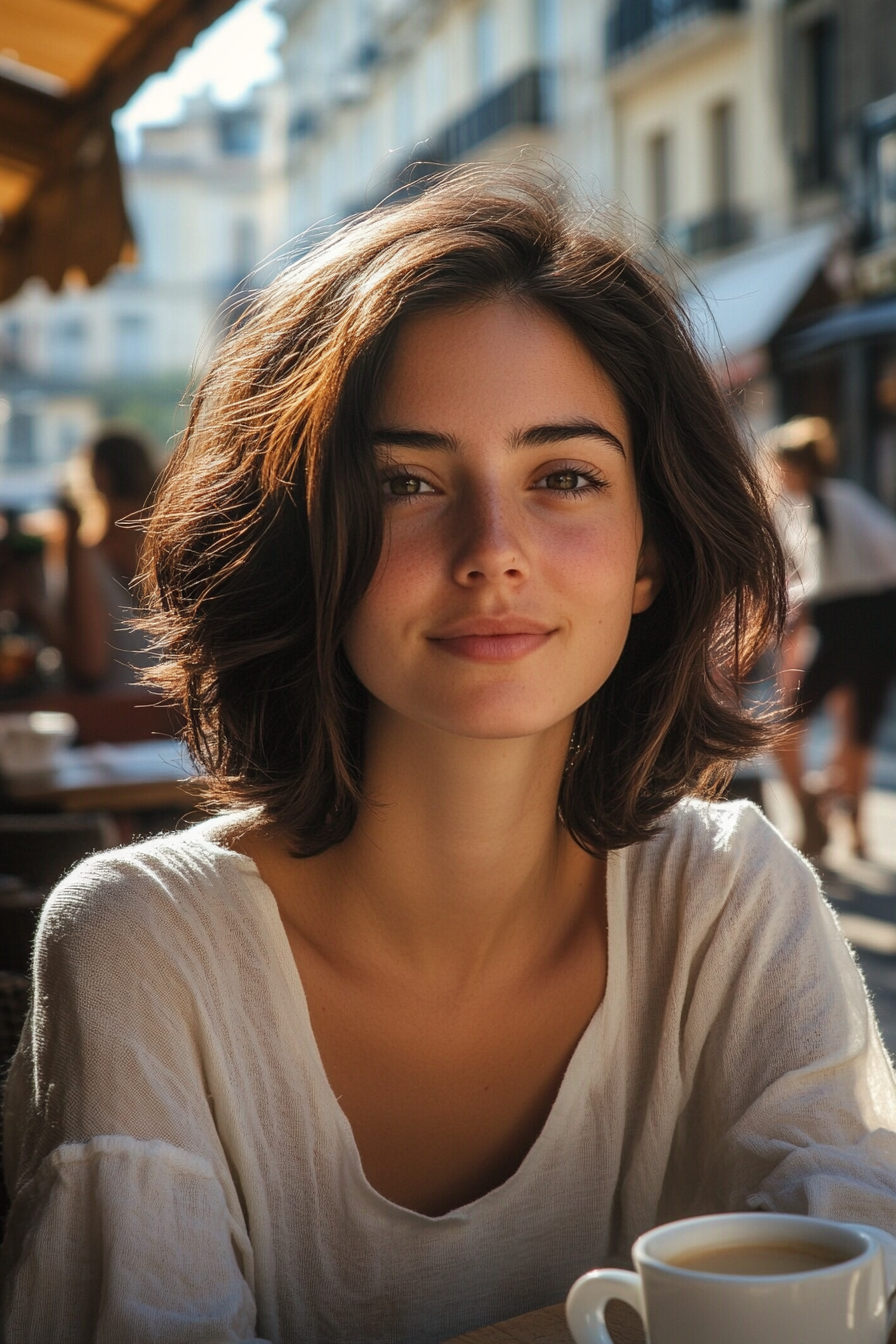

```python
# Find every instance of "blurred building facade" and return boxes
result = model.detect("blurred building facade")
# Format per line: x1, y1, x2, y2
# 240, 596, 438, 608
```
606, 0, 791, 252
275, 0, 896, 502
603, 0, 807, 442
0, 81, 285, 505
773, 0, 896, 506
3, 0, 896, 507
278, 0, 570, 237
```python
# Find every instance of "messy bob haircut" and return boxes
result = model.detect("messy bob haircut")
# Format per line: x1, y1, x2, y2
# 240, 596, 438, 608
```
141, 166, 786, 856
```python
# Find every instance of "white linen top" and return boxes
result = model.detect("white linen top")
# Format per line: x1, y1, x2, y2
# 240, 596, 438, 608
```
5, 800, 896, 1344
777, 478, 896, 604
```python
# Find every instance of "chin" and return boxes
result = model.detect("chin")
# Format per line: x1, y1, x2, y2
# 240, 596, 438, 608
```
415, 695, 577, 742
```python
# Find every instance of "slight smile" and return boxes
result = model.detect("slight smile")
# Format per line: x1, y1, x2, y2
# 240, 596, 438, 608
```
428, 620, 557, 662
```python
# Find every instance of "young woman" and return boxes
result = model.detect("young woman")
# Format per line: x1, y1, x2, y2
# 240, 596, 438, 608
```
4, 171, 896, 1344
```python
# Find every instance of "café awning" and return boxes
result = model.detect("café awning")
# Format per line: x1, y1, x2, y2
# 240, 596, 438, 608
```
684, 222, 837, 384
0, 0, 238, 302
783, 294, 896, 361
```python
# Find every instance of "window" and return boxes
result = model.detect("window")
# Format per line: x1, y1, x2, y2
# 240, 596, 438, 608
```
473, 4, 499, 92
49, 318, 86, 380
797, 16, 837, 189
710, 101, 735, 210
648, 132, 673, 232
115, 315, 149, 377
2, 319, 23, 367
7, 411, 36, 466
217, 109, 261, 157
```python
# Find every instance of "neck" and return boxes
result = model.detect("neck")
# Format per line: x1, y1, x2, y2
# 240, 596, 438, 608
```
316, 706, 595, 979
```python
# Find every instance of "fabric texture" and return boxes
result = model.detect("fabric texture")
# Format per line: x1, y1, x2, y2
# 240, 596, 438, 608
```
4, 800, 896, 1343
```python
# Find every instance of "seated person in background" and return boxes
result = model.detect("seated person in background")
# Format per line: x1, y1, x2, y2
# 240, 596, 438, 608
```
61, 429, 159, 690
0, 516, 61, 695
4, 169, 896, 1344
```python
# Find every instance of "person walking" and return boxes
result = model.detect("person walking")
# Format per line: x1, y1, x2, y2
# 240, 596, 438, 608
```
771, 416, 896, 858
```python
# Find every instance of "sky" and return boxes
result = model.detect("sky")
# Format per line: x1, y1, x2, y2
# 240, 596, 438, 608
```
114, 0, 284, 154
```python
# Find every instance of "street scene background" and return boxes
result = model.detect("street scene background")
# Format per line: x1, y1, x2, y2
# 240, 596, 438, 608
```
3, 0, 896, 1042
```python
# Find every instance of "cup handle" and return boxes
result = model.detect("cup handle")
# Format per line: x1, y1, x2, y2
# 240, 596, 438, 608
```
565, 1268, 647, 1344
850, 1225, 896, 1334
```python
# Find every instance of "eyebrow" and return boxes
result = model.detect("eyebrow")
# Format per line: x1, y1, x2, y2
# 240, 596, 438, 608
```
371, 418, 626, 457
512, 420, 626, 456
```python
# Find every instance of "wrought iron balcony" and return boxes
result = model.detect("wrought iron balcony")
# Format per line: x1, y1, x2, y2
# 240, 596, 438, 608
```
605, 0, 744, 65
428, 65, 552, 165
343, 66, 554, 217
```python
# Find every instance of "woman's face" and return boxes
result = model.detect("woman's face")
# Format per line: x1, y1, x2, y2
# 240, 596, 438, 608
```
343, 299, 661, 742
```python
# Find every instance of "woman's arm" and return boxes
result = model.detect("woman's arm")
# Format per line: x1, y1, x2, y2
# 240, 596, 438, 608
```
3, 1138, 264, 1343
1, 854, 269, 1343
665, 811, 896, 1228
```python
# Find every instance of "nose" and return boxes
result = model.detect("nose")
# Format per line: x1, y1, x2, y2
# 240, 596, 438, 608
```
451, 488, 529, 587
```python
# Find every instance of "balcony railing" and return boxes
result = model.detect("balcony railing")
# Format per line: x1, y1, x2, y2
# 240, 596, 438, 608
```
675, 205, 754, 257
343, 66, 553, 217
605, 0, 744, 65
428, 65, 552, 165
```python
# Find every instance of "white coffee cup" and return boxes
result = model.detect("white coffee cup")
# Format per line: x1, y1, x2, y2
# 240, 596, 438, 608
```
566, 1213, 896, 1344
0, 711, 76, 779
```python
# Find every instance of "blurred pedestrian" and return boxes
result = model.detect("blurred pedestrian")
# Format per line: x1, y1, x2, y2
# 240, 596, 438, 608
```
770, 415, 896, 858
60, 429, 159, 690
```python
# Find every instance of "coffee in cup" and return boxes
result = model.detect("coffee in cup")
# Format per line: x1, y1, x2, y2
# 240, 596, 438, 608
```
666, 1238, 847, 1277
566, 1212, 896, 1344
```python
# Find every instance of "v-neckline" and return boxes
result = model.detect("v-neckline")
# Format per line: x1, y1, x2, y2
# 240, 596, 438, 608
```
212, 831, 629, 1224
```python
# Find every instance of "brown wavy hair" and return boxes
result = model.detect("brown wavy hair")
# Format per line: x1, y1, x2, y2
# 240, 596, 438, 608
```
140, 167, 786, 855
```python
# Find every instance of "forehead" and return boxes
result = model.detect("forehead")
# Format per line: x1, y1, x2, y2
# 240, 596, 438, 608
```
375, 299, 630, 447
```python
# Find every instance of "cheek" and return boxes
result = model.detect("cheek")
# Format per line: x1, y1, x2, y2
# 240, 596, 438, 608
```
342, 528, 434, 677
539, 514, 642, 609
355, 524, 438, 626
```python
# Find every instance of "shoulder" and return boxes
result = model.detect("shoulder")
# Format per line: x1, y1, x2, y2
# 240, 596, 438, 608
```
623, 799, 852, 1010
624, 797, 820, 934
36, 813, 262, 978
636, 794, 803, 872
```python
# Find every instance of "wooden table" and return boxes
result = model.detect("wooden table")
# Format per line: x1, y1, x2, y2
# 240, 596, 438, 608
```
2, 739, 203, 813
443, 1300, 643, 1344
442, 1298, 896, 1343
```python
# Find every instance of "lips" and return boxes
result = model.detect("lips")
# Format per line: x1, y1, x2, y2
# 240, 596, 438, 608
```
428, 618, 556, 662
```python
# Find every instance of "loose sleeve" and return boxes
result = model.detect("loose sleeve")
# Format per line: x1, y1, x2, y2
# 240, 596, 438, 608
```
664, 809, 896, 1230
1, 855, 270, 1343
3, 1139, 262, 1343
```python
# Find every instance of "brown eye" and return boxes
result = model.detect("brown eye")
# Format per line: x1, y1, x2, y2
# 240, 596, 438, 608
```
544, 471, 580, 491
387, 476, 424, 495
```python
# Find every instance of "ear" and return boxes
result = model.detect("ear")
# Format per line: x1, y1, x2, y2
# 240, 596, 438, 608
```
632, 536, 663, 615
